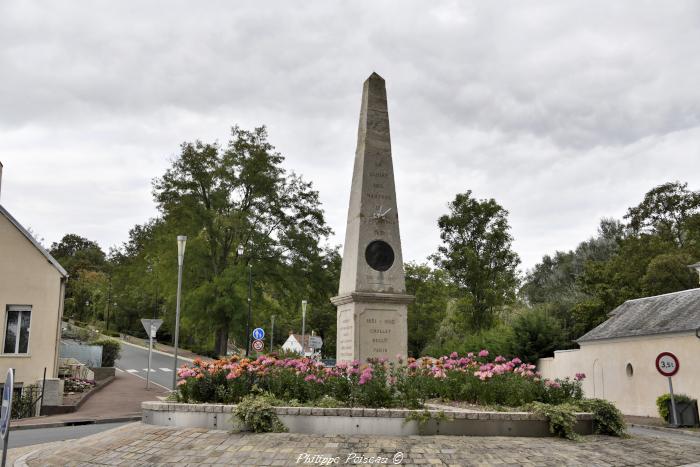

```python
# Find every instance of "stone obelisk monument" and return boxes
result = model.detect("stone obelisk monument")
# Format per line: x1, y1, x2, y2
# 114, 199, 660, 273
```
331, 72, 413, 362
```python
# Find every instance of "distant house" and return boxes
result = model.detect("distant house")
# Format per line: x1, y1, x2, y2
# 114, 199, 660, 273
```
0, 162, 67, 404
281, 333, 321, 357
539, 287, 700, 416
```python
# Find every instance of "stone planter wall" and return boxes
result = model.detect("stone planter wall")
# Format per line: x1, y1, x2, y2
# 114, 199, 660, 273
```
141, 402, 594, 437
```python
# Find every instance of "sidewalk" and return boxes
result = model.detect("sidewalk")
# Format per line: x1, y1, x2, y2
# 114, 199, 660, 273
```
13, 370, 168, 429
13, 420, 700, 466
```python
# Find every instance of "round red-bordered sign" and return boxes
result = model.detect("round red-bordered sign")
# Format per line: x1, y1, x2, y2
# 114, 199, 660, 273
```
252, 339, 264, 352
656, 352, 679, 377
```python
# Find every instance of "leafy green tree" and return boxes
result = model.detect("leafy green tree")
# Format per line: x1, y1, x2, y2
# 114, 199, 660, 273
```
405, 262, 453, 357
625, 181, 700, 247
510, 307, 567, 363
50, 234, 108, 321
434, 191, 520, 330
148, 126, 333, 356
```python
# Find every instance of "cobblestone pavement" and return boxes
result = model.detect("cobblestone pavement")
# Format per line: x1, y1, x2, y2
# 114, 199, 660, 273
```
19, 422, 700, 466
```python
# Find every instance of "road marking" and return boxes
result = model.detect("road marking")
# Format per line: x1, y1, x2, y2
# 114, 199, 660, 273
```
115, 368, 124, 373
126, 369, 139, 373
142, 369, 156, 372
159, 368, 173, 372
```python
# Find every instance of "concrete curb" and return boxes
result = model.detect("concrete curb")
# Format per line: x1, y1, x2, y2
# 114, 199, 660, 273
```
630, 423, 700, 438
11, 414, 141, 431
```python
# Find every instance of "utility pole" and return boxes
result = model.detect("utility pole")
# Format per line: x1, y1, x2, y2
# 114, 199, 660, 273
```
301, 300, 307, 357
271, 315, 275, 351
172, 236, 187, 390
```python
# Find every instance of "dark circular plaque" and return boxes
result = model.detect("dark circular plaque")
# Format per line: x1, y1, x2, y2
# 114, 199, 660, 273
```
365, 240, 394, 272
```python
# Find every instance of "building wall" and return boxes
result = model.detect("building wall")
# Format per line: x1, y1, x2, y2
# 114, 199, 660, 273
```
0, 214, 64, 385
539, 333, 700, 416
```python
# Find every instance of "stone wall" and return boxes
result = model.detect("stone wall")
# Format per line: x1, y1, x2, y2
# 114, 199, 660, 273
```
142, 402, 593, 437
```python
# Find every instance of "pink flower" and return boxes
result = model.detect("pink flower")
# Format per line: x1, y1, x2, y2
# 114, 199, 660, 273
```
575, 372, 586, 381
494, 356, 506, 363
545, 379, 561, 389
449, 351, 459, 358
478, 349, 489, 358
511, 357, 522, 365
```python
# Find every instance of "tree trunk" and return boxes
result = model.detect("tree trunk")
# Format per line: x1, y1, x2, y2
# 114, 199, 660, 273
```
214, 322, 229, 357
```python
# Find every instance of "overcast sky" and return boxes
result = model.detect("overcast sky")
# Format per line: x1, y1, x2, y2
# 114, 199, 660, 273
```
1, 1, 700, 272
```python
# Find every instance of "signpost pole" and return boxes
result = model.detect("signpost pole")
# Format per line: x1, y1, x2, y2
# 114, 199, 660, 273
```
147, 330, 153, 390
1, 368, 14, 467
271, 315, 275, 352
668, 376, 679, 427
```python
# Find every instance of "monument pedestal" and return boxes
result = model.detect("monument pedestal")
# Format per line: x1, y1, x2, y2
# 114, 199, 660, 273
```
332, 292, 412, 362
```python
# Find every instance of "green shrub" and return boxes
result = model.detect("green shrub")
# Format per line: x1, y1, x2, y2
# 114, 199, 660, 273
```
525, 402, 579, 440
510, 308, 567, 363
90, 338, 121, 367
656, 393, 695, 423
233, 394, 287, 433
577, 398, 626, 437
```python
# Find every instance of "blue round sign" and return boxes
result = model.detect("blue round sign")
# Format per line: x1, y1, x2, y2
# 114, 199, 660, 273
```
252, 328, 265, 340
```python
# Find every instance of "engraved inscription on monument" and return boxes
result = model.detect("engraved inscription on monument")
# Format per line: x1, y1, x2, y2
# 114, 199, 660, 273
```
331, 72, 413, 362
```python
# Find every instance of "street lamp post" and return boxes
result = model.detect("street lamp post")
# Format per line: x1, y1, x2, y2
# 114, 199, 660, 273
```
271, 315, 275, 352
172, 235, 187, 389
239, 245, 253, 357
301, 300, 307, 357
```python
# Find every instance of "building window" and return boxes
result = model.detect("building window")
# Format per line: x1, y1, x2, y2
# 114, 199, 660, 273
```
4, 306, 31, 354
626, 363, 634, 377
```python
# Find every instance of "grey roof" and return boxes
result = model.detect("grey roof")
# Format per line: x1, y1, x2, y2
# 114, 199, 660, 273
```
0, 204, 68, 277
577, 287, 700, 342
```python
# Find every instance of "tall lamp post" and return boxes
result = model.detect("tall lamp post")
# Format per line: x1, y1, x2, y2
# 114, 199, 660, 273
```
239, 245, 253, 357
301, 300, 307, 357
172, 235, 187, 389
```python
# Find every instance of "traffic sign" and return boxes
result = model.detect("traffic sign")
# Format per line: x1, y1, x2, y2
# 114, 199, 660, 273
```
141, 319, 163, 339
252, 339, 264, 352
252, 328, 265, 340
656, 352, 679, 377
308, 336, 323, 349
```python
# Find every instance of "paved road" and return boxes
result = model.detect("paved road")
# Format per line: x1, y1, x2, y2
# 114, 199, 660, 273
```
115, 342, 193, 390
629, 425, 700, 445
8, 422, 128, 448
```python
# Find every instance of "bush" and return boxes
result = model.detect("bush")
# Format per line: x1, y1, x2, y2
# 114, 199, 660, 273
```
577, 398, 626, 437
510, 308, 567, 363
233, 393, 287, 433
90, 338, 121, 367
525, 402, 580, 439
656, 393, 695, 423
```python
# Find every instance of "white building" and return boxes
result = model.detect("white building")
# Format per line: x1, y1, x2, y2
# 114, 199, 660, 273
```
281, 333, 321, 357
539, 288, 700, 417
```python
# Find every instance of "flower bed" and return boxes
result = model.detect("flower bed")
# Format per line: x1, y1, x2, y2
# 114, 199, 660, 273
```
174, 350, 624, 438
63, 377, 97, 394
176, 351, 583, 409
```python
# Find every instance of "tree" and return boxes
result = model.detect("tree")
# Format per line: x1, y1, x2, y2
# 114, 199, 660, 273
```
50, 234, 108, 320
405, 262, 454, 356
510, 307, 566, 363
434, 191, 520, 330
152, 126, 332, 355
50, 234, 107, 276
625, 181, 700, 247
